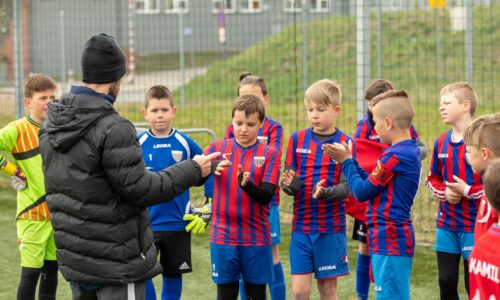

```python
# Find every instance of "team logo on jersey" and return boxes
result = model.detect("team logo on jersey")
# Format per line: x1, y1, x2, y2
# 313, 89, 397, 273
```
172, 150, 183, 163
438, 153, 448, 158
254, 156, 265, 168
179, 262, 190, 270
222, 153, 232, 161
257, 136, 269, 145
369, 134, 380, 140
296, 148, 311, 154
153, 143, 171, 149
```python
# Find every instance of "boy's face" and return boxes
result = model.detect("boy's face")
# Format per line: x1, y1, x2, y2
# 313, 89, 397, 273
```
25, 89, 56, 124
306, 102, 340, 134
466, 144, 490, 174
239, 84, 269, 106
142, 98, 176, 136
372, 107, 390, 144
439, 92, 468, 125
232, 110, 262, 147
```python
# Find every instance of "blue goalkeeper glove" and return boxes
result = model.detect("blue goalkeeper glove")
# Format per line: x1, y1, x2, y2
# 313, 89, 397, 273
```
183, 199, 212, 234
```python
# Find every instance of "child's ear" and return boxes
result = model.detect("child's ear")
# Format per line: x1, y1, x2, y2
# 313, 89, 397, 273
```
141, 107, 147, 118
463, 99, 472, 113
482, 147, 494, 161
172, 106, 177, 116
334, 105, 341, 113
24, 98, 31, 109
262, 95, 270, 106
385, 117, 392, 130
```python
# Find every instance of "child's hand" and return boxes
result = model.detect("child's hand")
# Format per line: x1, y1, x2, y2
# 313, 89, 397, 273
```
237, 165, 250, 187
282, 169, 296, 187
193, 152, 221, 177
213, 160, 231, 176
322, 141, 353, 163
445, 175, 469, 198
444, 187, 462, 204
313, 179, 326, 199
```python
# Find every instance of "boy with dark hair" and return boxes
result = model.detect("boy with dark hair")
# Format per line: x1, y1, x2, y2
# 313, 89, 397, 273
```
325, 90, 421, 300
425, 82, 483, 299
282, 79, 351, 300
205, 94, 281, 300
468, 159, 500, 298
139, 85, 214, 300
0, 74, 58, 300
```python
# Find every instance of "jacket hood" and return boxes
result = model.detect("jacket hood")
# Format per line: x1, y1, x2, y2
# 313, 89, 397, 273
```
44, 93, 114, 152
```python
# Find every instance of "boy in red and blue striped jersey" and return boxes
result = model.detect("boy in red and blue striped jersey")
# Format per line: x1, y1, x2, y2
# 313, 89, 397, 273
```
350, 79, 427, 300
324, 90, 421, 300
282, 79, 351, 299
425, 82, 483, 299
224, 73, 285, 300
205, 94, 281, 300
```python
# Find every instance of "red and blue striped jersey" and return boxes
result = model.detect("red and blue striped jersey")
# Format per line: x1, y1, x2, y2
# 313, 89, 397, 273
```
204, 138, 281, 246
225, 116, 284, 205
366, 140, 421, 256
285, 128, 351, 234
425, 130, 483, 232
355, 114, 420, 142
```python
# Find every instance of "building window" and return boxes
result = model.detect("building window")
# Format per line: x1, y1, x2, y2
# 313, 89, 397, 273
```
239, 0, 262, 13
309, 0, 329, 12
165, 0, 188, 13
135, 0, 160, 13
283, 0, 302, 12
212, 0, 236, 13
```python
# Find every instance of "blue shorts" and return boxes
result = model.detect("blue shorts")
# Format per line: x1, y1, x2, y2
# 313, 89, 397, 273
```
434, 228, 474, 259
270, 204, 281, 245
290, 232, 349, 279
371, 254, 413, 300
210, 243, 273, 284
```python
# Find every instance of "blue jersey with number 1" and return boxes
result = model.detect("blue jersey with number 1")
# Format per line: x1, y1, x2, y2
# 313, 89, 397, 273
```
138, 129, 211, 231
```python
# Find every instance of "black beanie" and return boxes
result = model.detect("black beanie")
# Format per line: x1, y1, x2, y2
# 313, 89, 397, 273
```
81, 33, 126, 84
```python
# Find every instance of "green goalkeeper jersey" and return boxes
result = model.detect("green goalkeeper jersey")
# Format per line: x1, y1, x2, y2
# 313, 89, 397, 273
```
0, 116, 50, 220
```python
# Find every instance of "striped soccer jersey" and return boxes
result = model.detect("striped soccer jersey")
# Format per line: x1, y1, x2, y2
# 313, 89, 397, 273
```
285, 128, 352, 234
205, 138, 281, 246
426, 130, 483, 232
0, 116, 50, 220
225, 116, 283, 205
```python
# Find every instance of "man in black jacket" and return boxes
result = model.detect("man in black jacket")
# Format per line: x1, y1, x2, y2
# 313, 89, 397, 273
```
39, 33, 220, 300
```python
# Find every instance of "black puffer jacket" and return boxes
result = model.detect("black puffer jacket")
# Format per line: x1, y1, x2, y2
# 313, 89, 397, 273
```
39, 91, 203, 285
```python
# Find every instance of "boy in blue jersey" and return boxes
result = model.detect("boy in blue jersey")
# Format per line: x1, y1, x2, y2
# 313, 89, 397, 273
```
138, 85, 213, 300
426, 82, 483, 299
324, 90, 421, 300
281, 79, 351, 300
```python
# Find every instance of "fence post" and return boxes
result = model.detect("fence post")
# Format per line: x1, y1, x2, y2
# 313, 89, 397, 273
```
464, 0, 473, 83
178, 2, 185, 107
301, 0, 308, 93
356, 0, 370, 121
60, 10, 67, 92
13, 0, 24, 119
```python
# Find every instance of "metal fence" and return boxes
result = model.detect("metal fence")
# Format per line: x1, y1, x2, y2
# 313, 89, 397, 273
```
0, 0, 498, 242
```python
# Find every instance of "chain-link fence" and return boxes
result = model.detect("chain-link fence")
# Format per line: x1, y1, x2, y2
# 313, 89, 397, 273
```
1, 0, 498, 243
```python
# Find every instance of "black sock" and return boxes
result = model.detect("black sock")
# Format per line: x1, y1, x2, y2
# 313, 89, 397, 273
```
463, 259, 470, 296
17, 267, 42, 300
243, 282, 266, 300
217, 281, 239, 300
39, 260, 58, 300
437, 251, 460, 300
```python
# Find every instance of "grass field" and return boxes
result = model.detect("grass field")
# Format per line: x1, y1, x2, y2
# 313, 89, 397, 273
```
0, 180, 468, 299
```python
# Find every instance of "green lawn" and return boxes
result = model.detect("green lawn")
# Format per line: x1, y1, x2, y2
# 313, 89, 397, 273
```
0, 182, 467, 299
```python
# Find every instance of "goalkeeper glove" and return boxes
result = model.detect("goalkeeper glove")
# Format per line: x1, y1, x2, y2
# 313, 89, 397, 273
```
183, 199, 212, 234
0, 159, 27, 191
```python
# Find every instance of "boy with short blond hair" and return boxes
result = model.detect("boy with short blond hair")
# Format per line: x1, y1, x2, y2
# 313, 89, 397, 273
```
463, 113, 500, 241
0, 74, 58, 299
468, 159, 500, 298
282, 79, 351, 300
324, 89, 421, 300
138, 85, 213, 300
425, 82, 483, 299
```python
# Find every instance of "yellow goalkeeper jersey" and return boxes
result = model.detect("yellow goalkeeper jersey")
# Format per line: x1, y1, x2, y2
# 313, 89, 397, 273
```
0, 116, 50, 220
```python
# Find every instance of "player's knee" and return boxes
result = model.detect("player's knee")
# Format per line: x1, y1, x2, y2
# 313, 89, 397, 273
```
19, 267, 42, 286
358, 242, 369, 256
317, 278, 337, 297
292, 283, 311, 300
272, 245, 280, 264
438, 272, 458, 289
